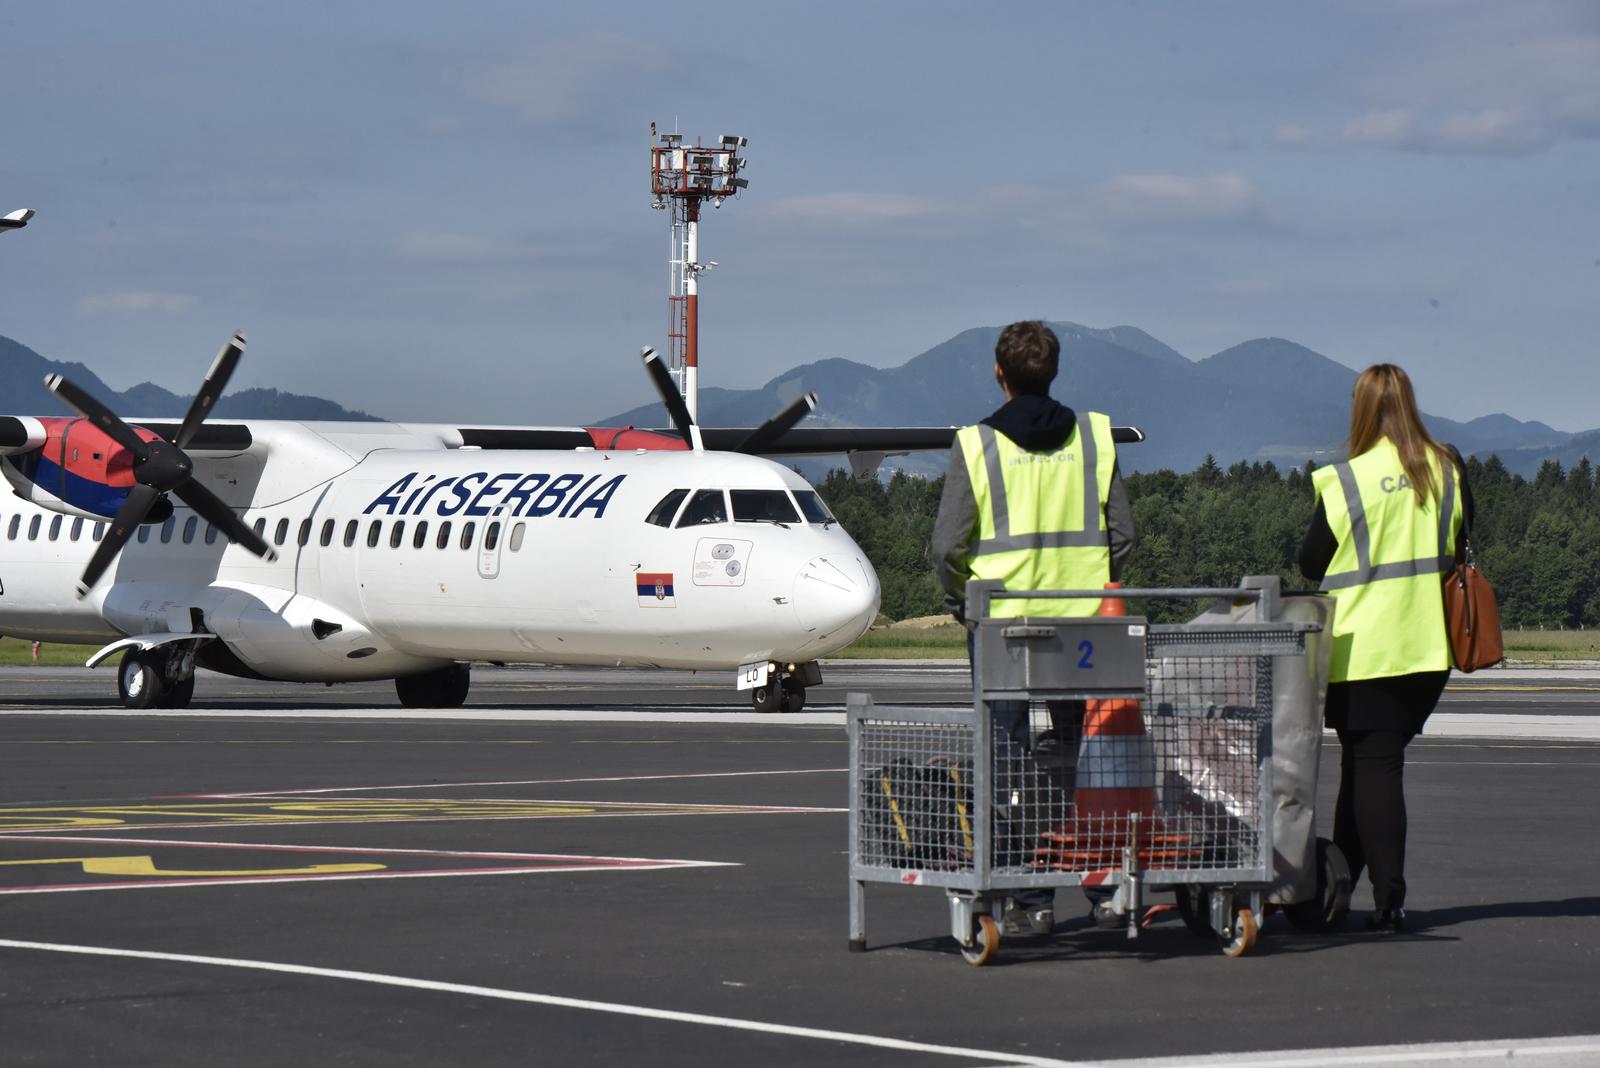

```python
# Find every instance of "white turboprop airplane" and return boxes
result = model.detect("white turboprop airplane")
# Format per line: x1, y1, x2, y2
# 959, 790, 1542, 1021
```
0, 334, 1141, 712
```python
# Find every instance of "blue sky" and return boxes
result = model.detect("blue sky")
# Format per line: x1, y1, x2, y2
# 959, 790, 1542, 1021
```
1, 1, 1596, 429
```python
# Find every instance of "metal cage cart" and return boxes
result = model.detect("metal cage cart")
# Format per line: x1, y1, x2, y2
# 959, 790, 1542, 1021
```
846, 576, 1344, 965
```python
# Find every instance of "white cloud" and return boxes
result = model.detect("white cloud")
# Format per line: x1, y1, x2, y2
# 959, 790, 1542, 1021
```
762, 192, 948, 225
1097, 173, 1261, 220
78, 291, 197, 315
391, 230, 516, 260
1343, 109, 1416, 147
1436, 108, 1548, 153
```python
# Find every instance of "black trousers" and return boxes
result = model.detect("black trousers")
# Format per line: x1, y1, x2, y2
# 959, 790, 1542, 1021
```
1333, 727, 1416, 912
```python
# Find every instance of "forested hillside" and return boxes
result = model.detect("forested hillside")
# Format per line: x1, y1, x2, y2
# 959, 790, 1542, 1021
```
816, 455, 1595, 628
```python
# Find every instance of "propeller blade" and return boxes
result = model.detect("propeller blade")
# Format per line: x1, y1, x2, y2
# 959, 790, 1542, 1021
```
173, 477, 278, 562
76, 484, 161, 597
735, 392, 819, 455
640, 347, 695, 444
43, 375, 152, 459
174, 332, 245, 449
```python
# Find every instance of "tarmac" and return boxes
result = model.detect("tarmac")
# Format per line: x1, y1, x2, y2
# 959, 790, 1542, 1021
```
1, 662, 1598, 1066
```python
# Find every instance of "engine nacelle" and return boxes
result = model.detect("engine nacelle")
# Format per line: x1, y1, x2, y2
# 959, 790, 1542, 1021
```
1, 416, 167, 521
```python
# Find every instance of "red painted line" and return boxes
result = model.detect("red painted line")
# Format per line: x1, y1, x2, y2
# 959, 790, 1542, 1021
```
180, 767, 848, 800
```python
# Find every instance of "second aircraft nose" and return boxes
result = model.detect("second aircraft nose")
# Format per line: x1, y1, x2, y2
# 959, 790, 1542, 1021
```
792, 554, 880, 647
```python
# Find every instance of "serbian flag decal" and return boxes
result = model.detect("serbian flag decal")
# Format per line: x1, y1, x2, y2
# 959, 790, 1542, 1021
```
636, 572, 676, 607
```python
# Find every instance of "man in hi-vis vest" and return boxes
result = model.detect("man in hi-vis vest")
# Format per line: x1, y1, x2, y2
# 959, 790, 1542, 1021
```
933, 320, 1135, 934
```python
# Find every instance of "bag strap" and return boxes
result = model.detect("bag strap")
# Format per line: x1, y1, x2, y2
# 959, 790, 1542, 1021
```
1446, 444, 1476, 564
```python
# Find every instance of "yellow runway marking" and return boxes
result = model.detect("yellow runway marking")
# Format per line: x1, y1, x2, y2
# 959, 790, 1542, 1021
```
0, 855, 385, 877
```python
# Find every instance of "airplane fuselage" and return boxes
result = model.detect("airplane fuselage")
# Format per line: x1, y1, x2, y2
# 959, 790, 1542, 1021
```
0, 423, 879, 687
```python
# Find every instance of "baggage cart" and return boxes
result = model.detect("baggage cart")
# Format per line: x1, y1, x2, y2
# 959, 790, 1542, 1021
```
846, 576, 1347, 965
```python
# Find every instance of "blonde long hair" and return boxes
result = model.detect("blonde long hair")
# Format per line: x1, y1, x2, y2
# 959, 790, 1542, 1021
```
1349, 363, 1451, 506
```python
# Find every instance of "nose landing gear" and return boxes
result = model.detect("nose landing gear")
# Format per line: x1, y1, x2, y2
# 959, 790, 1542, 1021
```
750, 661, 822, 714
118, 646, 198, 709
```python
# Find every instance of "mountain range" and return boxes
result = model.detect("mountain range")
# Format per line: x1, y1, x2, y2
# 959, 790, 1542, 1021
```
0, 328, 1583, 477
599, 323, 1576, 476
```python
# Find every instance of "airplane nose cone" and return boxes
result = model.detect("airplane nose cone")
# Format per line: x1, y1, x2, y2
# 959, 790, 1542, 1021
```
793, 554, 880, 643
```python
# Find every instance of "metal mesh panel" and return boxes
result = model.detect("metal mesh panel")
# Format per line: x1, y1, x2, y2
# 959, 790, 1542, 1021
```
855, 719, 978, 872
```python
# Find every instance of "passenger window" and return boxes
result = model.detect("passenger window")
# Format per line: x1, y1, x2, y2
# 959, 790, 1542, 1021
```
136, 522, 148, 543
367, 520, 382, 548
274, 518, 289, 546
161, 516, 175, 543
7, 515, 17, 539
485, 521, 500, 551
94, 522, 106, 542
675, 489, 728, 527
49, 515, 62, 541
459, 521, 476, 550
646, 488, 688, 527
182, 517, 198, 543
731, 489, 801, 525
794, 490, 836, 525
509, 523, 526, 552
298, 519, 312, 547
71, 517, 84, 542
413, 521, 429, 549
390, 521, 406, 549
205, 523, 218, 545
436, 521, 452, 549
343, 520, 359, 548
252, 517, 267, 539
320, 519, 335, 547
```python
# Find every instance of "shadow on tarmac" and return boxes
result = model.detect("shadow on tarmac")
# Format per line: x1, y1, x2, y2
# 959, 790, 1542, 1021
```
1405, 896, 1600, 932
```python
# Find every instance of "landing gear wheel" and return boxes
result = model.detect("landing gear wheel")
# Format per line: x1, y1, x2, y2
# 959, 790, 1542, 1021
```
1173, 885, 1213, 936
118, 649, 166, 710
751, 679, 781, 713
779, 682, 806, 714
395, 663, 471, 708
960, 913, 1000, 967
158, 674, 196, 709
1220, 907, 1258, 958
1284, 837, 1353, 933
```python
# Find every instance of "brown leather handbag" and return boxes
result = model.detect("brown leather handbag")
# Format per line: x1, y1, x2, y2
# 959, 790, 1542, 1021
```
1443, 530, 1503, 672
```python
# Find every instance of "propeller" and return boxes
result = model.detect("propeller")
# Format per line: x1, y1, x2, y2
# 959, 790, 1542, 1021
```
639, 346, 821, 454
44, 331, 278, 597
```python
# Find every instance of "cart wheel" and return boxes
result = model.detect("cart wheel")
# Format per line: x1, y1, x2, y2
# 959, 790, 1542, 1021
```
1220, 907, 1258, 958
1173, 885, 1213, 937
1284, 837, 1352, 933
960, 913, 1000, 966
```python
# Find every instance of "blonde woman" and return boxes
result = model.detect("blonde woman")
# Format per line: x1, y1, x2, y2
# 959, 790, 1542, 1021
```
1298, 364, 1472, 934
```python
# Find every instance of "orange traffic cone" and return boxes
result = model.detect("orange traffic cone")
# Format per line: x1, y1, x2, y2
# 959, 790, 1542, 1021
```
1035, 583, 1197, 870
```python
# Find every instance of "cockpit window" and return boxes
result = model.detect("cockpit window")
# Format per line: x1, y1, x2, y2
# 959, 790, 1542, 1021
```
731, 489, 800, 525
646, 488, 688, 527
675, 489, 728, 527
793, 490, 836, 525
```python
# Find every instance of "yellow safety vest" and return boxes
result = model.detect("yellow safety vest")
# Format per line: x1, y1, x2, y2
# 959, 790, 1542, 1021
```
1312, 438, 1463, 682
957, 410, 1116, 618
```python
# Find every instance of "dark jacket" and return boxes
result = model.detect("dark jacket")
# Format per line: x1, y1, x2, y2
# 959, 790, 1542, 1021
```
932, 394, 1135, 621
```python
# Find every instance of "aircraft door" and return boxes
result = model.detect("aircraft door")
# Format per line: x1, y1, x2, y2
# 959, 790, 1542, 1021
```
477, 518, 504, 580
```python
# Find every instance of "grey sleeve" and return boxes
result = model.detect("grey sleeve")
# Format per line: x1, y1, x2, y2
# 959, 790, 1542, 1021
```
1106, 459, 1135, 581
931, 441, 979, 621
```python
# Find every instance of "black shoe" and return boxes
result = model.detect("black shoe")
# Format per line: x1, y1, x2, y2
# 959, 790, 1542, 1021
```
1365, 907, 1406, 934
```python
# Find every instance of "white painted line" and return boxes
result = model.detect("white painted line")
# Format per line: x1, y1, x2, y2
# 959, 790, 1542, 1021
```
197, 767, 849, 798
0, 707, 850, 725
1091, 1034, 1600, 1066
1422, 713, 1600, 742
0, 834, 733, 864
0, 939, 1085, 1067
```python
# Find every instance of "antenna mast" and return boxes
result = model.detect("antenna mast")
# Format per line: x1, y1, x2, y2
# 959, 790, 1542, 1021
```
650, 125, 748, 422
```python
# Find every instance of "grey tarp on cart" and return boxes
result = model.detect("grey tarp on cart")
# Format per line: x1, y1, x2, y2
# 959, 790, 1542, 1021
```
1183, 580, 1333, 905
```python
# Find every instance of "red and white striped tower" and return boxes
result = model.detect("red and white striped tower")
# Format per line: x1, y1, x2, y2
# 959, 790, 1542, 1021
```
651, 125, 748, 422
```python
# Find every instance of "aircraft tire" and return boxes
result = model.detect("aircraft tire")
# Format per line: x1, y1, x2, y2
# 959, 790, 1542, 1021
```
118, 649, 167, 710
779, 683, 806, 714
159, 674, 197, 710
396, 663, 471, 708
751, 680, 781, 713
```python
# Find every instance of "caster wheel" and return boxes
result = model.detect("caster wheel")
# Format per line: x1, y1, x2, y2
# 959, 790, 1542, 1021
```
960, 913, 1000, 966
751, 680, 781, 713
118, 649, 166, 710
1284, 838, 1352, 933
1173, 885, 1213, 936
1220, 907, 1258, 958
